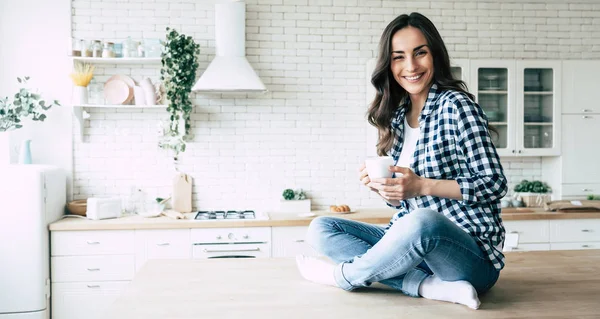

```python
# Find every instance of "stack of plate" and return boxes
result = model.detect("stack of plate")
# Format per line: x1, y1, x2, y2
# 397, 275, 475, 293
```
104, 75, 135, 105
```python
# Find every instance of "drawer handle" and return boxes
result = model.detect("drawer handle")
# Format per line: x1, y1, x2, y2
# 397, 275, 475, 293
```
582, 188, 592, 192
582, 244, 591, 248
511, 247, 519, 250
582, 109, 593, 113
87, 285, 100, 288
509, 231, 519, 234
295, 239, 305, 243
86, 241, 100, 245
203, 248, 260, 253
582, 115, 593, 119
87, 268, 100, 271
581, 229, 593, 232
156, 243, 170, 246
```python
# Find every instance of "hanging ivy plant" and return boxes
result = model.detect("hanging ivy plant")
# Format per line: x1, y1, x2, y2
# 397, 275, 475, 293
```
159, 27, 200, 158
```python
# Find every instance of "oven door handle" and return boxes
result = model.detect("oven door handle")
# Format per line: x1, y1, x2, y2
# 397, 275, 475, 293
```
203, 248, 260, 253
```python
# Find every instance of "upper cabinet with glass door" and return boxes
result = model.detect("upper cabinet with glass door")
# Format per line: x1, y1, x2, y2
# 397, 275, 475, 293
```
470, 60, 561, 157
516, 61, 561, 156
470, 60, 515, 156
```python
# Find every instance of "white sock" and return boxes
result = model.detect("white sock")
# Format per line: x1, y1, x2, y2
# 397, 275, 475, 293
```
295, 255, 338, 287
418, 275, 481, 310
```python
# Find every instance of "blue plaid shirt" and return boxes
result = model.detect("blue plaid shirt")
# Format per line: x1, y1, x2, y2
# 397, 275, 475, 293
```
386, 83, 508, 270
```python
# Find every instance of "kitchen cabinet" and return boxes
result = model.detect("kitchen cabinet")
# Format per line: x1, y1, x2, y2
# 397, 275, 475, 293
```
52, 282, 130, 319
271, 226, 320, 257
134, 229, 191, 271
561, 114, 600, 185
503, 219, 600, 252
51, 230, 135, 319
561, 60, 600, 114
470, 60, 561, 157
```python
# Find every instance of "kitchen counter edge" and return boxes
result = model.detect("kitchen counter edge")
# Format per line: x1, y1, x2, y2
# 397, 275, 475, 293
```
48, 208, 600, 231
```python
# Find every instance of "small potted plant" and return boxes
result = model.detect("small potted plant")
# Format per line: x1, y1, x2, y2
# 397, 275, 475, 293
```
279, 188, 311, 213
514, 180, 552, 207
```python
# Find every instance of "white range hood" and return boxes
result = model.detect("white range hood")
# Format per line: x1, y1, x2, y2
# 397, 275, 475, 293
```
192, 1, 266, 93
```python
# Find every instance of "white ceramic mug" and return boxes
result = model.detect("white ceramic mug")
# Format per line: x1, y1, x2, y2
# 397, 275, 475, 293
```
365, 156, 395, 179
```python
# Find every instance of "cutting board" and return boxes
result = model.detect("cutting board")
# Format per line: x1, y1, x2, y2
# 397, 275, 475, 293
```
172, 173, 192, 213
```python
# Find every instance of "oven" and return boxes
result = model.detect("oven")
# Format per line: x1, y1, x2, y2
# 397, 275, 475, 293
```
190, 227, 271, 259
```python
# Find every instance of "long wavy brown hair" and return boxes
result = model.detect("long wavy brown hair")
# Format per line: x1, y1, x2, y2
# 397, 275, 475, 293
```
367, 12, 477, 156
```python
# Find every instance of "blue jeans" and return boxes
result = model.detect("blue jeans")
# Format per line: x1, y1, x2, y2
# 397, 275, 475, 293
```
305, 208, 500, 297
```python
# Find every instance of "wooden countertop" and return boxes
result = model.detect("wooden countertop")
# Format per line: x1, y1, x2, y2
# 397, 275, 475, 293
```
104, 250, 600, 318
48, 208, 600, 231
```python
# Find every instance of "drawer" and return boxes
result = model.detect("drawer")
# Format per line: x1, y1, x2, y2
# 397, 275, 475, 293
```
271, 226, 319, 258
135, 229, 191, 271
52, 281, 130, 319
561, 184, 600, 198
51, 230, 135, 256
190, 227, 271, 244
51, 255, 135, 282
550, 242, 600, 251
503, 220, 550, 243
550, 219, 600, 242
504, 243, 550, 252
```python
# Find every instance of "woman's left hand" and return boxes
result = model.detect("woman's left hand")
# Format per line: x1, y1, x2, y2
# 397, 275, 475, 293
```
368, 166, 424, 201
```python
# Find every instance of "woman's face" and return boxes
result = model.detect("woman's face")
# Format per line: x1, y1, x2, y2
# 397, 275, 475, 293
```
390, 26, 434, 102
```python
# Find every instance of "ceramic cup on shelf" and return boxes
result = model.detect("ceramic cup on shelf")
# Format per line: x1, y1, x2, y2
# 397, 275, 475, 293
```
140, 78, 157, 105
365, 156, 395, 179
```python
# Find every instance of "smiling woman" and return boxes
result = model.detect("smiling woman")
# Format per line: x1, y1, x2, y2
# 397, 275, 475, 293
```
297, 12, 508, 311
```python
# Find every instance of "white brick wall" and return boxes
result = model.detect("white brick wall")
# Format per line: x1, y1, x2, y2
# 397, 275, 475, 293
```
71, 0, 600, 211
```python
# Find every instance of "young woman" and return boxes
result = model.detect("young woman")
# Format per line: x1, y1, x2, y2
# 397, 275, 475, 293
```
296, 12, 507, 310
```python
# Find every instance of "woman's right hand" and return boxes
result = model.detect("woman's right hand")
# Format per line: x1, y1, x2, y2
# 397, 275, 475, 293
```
359, 163, 378, 193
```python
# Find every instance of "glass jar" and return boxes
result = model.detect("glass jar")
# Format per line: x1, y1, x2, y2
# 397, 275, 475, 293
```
102, 42, 115, 58
92, 40, 102, 57
87, 80, 104, 105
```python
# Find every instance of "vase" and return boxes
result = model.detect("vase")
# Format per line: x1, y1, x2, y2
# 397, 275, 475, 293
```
0, 131, 18, 165
18, 139, 32, 164
72, 85, 88, 105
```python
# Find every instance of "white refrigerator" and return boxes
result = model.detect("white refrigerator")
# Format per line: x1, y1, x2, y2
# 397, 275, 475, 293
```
0, 165, 66, 319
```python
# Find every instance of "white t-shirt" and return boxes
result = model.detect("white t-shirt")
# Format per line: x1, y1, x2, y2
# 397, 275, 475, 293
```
396, 117, 420, 211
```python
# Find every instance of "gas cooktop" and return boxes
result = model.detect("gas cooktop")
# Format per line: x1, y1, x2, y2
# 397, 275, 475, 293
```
194, 210, 257, 220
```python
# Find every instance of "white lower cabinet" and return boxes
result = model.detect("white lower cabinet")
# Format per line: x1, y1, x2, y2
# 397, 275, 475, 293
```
503, 219, 600, 252
271, 226, 320, 257
51, 282, 129, 319
51, 230, 135, 319
134, 229, 191, 271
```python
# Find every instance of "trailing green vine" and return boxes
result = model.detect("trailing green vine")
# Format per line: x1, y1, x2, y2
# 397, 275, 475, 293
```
159, 27, 200, 158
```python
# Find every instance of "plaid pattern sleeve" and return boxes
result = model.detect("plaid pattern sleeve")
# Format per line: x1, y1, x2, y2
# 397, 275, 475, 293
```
384, 84, 508, 270
453, 93, 508, 205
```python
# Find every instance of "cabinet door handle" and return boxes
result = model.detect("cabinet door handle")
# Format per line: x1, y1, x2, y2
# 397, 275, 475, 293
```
582, 109, 592, 113
87, 268, 100, 271
582, 115, 593, 119
86, 241, 100, 245
203, 248, 260, 253
581, 229, 592, 232
295, 239, 305, 242
87, 285, 100, 288
156, 243, 170, 246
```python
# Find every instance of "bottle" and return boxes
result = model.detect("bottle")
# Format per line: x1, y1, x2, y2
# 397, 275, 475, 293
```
102, 42, 115, 58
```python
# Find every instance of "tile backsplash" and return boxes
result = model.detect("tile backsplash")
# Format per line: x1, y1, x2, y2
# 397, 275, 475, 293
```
71, 0, 599, 210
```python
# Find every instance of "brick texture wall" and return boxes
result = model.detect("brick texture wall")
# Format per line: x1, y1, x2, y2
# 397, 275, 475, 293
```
70, 0, 600, 211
